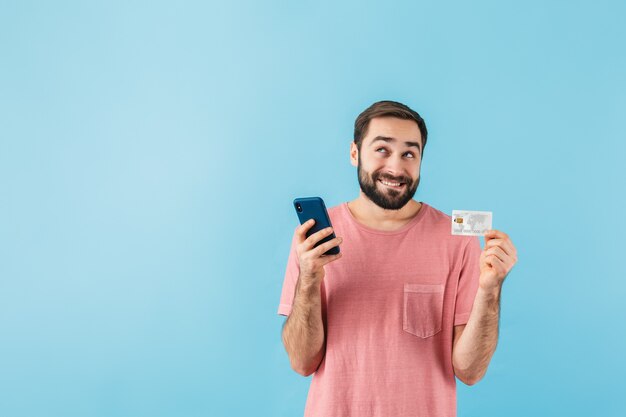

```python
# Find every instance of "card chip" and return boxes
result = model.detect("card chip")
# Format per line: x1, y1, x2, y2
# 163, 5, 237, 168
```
454, 217, 464, 224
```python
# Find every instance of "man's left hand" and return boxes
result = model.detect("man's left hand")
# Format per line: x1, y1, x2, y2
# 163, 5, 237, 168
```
479, 229, 518, 291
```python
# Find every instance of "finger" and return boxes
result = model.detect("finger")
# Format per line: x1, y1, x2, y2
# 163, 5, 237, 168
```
484, 229, 509, 240
312, 236, 343, 258
482, 246, 508, 264
303, 227, 335, 250
312, 236, 342, 257
319, 251, 343, 266
484, 229, 512, 250
486, 254, 506, 274
484, 238, 516, 257
295, 219, 316, 243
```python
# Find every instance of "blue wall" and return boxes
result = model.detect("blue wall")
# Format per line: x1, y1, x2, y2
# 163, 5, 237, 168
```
1, 1, 625, 416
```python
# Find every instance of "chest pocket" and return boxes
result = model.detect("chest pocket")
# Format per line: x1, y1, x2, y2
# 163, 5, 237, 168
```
403, 283, 445, 338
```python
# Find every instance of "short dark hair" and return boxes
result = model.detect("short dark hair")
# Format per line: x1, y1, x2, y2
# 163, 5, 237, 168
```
353, 100, 428, 158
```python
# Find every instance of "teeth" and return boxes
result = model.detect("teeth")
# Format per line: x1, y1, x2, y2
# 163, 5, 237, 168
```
380, 179, 402, 187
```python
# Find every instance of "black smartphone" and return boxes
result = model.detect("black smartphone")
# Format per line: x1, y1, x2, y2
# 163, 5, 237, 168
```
293, 197, 340, 255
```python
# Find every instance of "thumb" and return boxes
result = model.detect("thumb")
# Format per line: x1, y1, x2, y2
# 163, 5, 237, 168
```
483, 229, 496, 245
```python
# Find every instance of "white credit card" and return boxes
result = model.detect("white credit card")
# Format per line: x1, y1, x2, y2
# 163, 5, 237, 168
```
451, 210, 493, 236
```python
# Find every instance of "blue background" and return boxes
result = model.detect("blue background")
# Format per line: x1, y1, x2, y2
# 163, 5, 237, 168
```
1, 1, 625, 416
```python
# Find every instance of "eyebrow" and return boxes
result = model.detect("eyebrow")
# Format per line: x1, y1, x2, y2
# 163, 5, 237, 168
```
370, 136, 421, 153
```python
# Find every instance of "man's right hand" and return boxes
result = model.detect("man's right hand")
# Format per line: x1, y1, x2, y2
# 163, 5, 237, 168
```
295, 219, 343, 286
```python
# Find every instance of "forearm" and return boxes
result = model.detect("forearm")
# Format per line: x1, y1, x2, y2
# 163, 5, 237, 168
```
282, 275, 325, 376
453, 284, 502, 384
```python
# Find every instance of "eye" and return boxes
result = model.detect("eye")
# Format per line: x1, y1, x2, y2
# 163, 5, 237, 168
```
376, 148, 416, 159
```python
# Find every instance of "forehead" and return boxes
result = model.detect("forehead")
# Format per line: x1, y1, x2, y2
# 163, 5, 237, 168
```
365, 117, 422, 147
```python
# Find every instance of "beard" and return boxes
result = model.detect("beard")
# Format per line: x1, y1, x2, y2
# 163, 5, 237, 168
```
357, 156, 420, 211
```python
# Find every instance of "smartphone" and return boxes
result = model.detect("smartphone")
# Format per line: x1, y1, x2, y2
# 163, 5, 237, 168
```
293, 197, 340, 256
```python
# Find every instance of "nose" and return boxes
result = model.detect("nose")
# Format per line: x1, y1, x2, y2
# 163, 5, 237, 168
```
383, 155, 409, 180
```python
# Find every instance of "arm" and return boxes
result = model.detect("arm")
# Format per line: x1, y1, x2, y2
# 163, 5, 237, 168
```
452, 285, 501, 385
281, 275, 326, 377
453, 229, 517, 385
280, 219, 342, 377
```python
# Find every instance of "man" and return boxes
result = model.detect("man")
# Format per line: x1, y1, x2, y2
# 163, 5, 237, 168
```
277, 100, 518, 416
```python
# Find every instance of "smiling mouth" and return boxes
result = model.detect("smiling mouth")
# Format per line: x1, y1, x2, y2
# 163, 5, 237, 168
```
378, 179, 406, 189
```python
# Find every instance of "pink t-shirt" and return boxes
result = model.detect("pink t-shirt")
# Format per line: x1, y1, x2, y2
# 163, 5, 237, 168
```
277, 201, 482, 417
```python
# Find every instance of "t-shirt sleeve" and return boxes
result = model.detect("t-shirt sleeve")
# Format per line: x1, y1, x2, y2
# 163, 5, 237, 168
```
277, 231, 300, 316
454, 236, 482, 326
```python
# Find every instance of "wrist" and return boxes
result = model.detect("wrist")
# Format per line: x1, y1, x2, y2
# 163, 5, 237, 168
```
297, 276, 322, 297
477, 284, 502, 300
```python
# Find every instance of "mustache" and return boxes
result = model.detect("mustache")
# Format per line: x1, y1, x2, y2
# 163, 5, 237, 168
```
374, 173, 411, 184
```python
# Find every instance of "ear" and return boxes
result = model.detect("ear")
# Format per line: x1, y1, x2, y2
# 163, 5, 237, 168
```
350, 141, 358, 167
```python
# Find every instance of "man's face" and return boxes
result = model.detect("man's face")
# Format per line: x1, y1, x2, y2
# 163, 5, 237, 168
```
351, 117, 423, 210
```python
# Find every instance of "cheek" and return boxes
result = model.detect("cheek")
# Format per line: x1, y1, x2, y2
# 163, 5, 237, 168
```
413, 162, 421, 176
359, 159, 381, 174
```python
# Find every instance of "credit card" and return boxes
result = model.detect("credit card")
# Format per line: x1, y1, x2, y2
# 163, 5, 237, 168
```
451, 210, 493, 236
